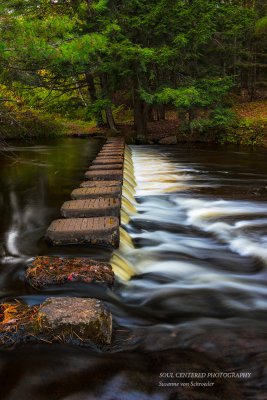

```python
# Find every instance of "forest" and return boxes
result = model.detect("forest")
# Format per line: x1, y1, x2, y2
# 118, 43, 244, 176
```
0, 0, 266, 144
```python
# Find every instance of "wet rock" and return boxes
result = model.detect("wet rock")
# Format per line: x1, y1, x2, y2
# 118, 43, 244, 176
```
26, 257, 114, 289
158, 136, 177, 145
38, 297, 112, 345
0, 297, 112, 347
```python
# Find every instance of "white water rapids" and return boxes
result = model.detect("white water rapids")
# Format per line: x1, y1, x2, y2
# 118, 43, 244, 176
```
112, 145, 267, 322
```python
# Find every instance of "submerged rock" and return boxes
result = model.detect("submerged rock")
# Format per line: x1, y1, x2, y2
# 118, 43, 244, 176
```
26, 256, 114, 289
38, 297, 112, 345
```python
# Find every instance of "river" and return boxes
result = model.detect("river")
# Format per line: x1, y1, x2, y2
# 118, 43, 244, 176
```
0, 138, 266, 400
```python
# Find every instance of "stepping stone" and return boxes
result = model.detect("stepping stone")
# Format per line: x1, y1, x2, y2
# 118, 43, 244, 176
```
61, 198, 120, 218
26, 257, 114, 288
80, 180, 121, 188
103, 147, 124, 151
104, 144, 124, 148
105, 143, 124, 147
46, 217, 120, 248
102, 142, 124, 146
38, 297, 112, 345
98, 152, 124, 158
102, 144, 124, 148
104, 140, 125, 146
71, 186, 121, 200
102, 144, 124, 150
88, 164, 123, 171
92, 157, 123, 165
85, 169, 123, 181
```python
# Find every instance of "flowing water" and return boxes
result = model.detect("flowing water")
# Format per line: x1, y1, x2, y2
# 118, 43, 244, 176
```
0, 140, 266, 400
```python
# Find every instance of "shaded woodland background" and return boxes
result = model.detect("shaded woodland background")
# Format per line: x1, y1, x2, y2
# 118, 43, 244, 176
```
0, 0, 266, 145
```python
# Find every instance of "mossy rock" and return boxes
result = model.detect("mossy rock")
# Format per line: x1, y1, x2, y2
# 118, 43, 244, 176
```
38, 297, 112, 346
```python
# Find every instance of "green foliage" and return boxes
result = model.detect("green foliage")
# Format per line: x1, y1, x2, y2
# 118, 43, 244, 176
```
255, 16, 267, 34
0, 0, 265, 140
140, 77, 234, 132
85, 99, 109, 121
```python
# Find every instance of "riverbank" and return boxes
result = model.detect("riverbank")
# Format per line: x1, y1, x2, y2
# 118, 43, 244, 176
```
1, 99, 266, 148
63, 98, 267, 148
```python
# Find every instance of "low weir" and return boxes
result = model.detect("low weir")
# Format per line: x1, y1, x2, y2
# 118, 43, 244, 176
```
0, 137, 134, 347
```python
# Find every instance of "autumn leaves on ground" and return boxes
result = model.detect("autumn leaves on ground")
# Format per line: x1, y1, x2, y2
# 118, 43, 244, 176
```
63, 97, 267, 147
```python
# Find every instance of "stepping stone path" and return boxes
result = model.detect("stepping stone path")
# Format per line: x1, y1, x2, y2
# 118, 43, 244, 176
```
71, 186, 121, 200
92, 157, 123, 165
26, 256, 114, 288
84, 169, 123, 181
0, 138, 133, 348
80, 180, 121, 188
47, 216, 119, 247
61, 198, 120, 218
88, 163, 123, 170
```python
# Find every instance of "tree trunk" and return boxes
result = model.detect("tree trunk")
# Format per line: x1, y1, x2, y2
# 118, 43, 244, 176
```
188, 109, 196, 135
100, 73, 118, 133
105, 107, 119, 133
73, 76, 88, 107
84, 72, 104, 127
157, 105, 165, 120
147, 104, 154, 122
133, 89, 148, 137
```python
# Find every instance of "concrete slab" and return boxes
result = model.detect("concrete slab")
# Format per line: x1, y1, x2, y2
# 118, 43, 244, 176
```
98, 152, 124, 158
100, 147, 124, 151
46, 217, 120, 248
101, 146, 124, 151
104, 145, 124, 148
84, 170, 123, 181
79, 180, 121, 188
61, 198, 120, 218
88, 164, 123, 171
92, 157, 123, 165
26, 257, 114, 288
71, 186, 121, 200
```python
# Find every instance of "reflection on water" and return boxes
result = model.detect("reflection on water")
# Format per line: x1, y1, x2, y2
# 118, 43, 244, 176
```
0, 142, 267, 399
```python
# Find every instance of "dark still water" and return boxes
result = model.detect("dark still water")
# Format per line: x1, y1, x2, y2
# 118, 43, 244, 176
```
0, 141, 267, 400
